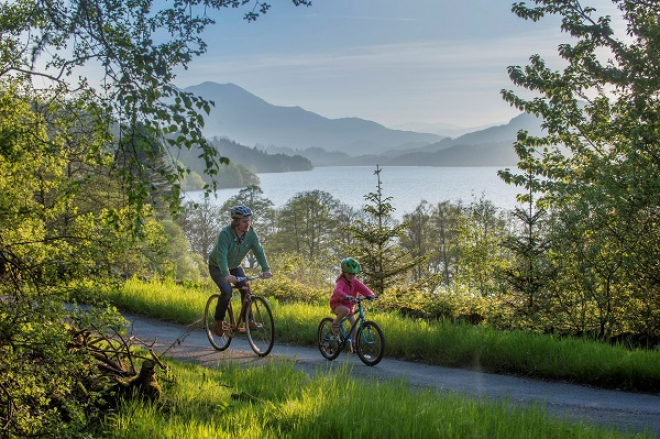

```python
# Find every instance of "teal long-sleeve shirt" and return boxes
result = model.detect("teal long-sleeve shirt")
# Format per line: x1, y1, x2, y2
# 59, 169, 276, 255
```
208, 225, 269, 276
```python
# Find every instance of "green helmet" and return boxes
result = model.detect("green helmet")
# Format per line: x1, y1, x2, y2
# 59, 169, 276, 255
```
341, 257, 361, 274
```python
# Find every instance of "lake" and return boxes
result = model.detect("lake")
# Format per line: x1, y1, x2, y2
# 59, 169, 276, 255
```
183, 166, 524, 218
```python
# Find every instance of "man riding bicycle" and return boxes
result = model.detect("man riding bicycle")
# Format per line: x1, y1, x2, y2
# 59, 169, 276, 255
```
208, 205, 272, 336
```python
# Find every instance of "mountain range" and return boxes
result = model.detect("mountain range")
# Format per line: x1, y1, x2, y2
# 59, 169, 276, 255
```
184, 82, 545, 167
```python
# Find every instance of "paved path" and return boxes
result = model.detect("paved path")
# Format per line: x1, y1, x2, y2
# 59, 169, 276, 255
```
124, 313, 660, 437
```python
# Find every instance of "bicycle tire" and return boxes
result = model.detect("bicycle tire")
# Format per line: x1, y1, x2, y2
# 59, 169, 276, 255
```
245, 296, 275, 356
317, 317, 342, 361
204, 294, 232, 351
356, 320, 385, 366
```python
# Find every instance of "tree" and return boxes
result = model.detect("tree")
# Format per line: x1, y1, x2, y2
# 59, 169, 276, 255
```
429, 200, 465, 287
454, 196, 510, 298
500, 172, 558, 328
400, 201, 437, 286
1, 0, 310, 219
500, 0, 660, 337
178, 198, 223, 258
344, 166, 426, 296
0, 1, 311, 435
271, 190, 340, 265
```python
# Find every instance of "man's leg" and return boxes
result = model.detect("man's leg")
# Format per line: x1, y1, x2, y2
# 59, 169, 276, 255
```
209, 265, 233, 335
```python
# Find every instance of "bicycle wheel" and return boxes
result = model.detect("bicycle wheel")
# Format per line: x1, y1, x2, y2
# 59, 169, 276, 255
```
204, 295, 232, 351
245, 296, 275, 356
317, 317, 342, 361
356, 321, 385, 366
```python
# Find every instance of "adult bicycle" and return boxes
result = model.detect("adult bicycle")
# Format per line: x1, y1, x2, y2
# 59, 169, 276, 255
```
204, 273, 275, 356
317, 295, 385, 366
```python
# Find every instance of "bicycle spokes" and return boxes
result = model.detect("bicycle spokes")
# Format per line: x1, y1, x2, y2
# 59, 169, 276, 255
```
245, 296, 275, 356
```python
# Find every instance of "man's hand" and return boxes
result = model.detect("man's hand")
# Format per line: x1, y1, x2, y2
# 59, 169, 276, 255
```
225, 275, 237, 283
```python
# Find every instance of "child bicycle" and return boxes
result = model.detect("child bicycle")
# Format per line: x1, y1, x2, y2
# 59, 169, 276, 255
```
317, 295, 385, 366
204, 273, 275, 357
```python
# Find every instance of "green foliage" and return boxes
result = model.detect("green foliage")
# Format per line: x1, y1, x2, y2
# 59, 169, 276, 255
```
270, 190, 342, 264
177, 198, 223, 260
500, 0, 660, 338
345, 166, 429, 295
0, 0, 312, 435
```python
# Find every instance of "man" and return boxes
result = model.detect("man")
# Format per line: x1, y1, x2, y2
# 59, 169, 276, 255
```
208, 205, 272, 336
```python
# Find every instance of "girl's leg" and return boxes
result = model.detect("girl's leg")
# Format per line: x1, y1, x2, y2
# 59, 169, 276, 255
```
347, 315, 357, 340
331, 305, 350, 336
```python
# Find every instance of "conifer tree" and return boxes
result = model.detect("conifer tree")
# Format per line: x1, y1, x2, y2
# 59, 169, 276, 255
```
344, 165, 426, 296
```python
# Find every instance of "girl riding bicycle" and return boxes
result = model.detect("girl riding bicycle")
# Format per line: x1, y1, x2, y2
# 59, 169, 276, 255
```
329, 257, 376, 340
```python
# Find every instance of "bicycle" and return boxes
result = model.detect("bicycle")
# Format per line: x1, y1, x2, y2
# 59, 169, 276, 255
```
204, 273, 275, 356
317, 295, 385, 366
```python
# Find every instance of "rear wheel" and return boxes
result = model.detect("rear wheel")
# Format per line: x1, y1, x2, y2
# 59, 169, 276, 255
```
317, 317, 342, 360
204, 295, 232, 351
356, 321, 385, 366
245, 296, 275, 356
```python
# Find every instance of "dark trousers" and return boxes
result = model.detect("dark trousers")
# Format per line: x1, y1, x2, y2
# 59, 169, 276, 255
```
209, 265, 246, 321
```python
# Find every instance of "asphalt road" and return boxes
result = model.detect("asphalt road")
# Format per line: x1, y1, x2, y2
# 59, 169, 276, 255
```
123, 313, 660, 437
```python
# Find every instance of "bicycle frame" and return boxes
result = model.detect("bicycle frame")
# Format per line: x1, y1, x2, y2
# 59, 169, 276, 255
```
337, 300, 367, 346
205, 273, 275, 356
228, 278, 254, 332
317, 295, 385, 366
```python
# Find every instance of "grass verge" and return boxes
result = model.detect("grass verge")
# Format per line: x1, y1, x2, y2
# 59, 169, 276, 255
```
97, 360, 652, 439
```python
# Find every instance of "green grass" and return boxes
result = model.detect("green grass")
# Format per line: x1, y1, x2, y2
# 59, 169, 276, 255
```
96, 279, 660, 393
97, 360, 652, 439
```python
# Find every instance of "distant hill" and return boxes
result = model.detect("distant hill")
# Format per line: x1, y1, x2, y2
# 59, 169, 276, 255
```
184, 82, 444, 156
265, 112, 544, 167
181, 82, 545, 167
367, 112, 545, 166
403, 112, 545, 155
389, 121, 502, 138
167, 136, 313, 189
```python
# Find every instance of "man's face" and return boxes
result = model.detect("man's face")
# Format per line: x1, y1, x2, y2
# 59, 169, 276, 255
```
237, 216, 252, 233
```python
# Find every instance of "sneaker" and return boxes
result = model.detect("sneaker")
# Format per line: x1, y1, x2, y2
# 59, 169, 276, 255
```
327, 330, 339, 341
211, 320, 225, 337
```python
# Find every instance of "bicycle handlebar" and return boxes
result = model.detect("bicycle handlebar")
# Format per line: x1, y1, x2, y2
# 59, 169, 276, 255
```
344, 295, 377, 303
234, 273, 272, 283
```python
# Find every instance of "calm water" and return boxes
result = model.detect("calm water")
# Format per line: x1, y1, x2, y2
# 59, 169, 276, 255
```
183, 166, 523, 218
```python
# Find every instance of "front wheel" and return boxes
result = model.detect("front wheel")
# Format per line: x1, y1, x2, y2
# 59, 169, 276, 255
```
205, 295, 232, 351
317, 317, 342, 361
356, 321, 385, 366
245, 296, 275, 356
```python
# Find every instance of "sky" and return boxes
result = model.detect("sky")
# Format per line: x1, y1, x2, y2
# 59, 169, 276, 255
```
174, 0, 622, 131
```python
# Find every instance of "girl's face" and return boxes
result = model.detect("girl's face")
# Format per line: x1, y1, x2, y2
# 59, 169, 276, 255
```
343, 272, 356, 281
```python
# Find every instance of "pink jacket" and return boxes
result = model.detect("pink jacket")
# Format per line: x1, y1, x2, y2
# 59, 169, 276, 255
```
329, 274, 375, 311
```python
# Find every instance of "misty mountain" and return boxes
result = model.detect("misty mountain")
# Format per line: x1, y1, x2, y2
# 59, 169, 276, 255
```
184, 82, 444, 156
264, 112, 543, 167
406, 112, 545, 154
389, 121, 502, 138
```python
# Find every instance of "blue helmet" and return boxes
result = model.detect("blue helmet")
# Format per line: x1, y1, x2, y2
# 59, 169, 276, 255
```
230, 205, 252, 220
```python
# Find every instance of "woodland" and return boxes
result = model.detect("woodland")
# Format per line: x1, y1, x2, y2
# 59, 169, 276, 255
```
1, 0, 660, 437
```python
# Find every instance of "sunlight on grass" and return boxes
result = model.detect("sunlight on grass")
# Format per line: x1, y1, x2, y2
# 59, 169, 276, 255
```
99, 360, 651, 439
96, 279, 660, 393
